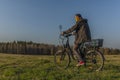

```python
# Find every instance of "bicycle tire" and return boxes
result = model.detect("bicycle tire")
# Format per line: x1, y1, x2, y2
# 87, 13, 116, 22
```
85, 50, 104, 71
54, 49, 70, 69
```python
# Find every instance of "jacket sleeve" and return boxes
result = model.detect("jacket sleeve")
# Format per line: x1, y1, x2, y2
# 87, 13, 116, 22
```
63, 23, 78, 34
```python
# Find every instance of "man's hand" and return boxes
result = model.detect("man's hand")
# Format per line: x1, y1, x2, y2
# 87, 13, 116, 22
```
61, 32, 65, 36
72, 32, 76, 35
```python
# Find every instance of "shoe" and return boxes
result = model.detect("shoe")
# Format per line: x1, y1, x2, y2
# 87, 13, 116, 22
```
76, 61, 85, 67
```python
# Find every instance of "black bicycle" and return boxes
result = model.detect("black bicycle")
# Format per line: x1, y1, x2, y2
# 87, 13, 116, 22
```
54, 26, 105, 71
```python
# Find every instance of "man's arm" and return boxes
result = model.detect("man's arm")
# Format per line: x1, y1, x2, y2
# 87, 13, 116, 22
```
63, 23, 78, 34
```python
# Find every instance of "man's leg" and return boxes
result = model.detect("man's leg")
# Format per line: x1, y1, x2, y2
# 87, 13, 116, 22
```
73, 43, 84, 66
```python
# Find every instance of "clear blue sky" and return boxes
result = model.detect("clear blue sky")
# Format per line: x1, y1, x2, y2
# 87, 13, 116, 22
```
0, 0, 120, 48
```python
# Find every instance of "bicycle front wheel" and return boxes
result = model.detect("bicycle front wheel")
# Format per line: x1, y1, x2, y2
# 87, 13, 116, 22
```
54, 49, 70, 69
85, 50, 104, 71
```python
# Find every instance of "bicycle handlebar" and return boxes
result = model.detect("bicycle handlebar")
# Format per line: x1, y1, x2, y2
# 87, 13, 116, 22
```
60, 33, 73, 39
59, 33, 73, 46
64, 33, 72, 37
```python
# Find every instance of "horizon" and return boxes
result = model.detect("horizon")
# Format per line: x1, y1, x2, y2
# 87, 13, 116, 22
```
0, 40, 119, 49
0, 0, 120, 49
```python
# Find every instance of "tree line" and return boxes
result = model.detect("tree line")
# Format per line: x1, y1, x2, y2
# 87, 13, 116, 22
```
100, 48, 120, 55
0, 41, 56, 55
0, 41, 119, 55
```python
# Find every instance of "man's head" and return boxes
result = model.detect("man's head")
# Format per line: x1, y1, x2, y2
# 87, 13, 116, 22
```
75, 14, 82, 22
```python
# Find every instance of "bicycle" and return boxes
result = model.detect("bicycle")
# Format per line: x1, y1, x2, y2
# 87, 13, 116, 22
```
54, 26, 105, 71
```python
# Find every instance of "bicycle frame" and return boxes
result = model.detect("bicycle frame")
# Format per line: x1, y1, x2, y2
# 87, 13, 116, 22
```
59, 34, 76, 60
59, 34, 100, 61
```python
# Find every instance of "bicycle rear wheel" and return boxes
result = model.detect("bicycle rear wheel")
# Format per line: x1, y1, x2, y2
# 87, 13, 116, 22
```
54, 49, 70, 69
85, 50, 104, 71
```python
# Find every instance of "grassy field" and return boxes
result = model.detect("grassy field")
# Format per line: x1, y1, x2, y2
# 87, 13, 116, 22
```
0, 53, 119, 80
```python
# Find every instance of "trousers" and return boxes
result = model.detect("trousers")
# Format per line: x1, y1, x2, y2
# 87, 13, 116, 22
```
73, 43, 84, 61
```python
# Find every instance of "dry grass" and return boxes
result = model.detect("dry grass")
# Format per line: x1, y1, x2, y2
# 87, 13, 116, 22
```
0, 53, 119, 80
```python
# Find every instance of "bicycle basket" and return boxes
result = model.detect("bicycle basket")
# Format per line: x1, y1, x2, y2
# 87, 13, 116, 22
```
84, 39, 103, 47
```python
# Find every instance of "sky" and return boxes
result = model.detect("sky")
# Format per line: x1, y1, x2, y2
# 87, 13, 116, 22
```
0, 0, 120, 49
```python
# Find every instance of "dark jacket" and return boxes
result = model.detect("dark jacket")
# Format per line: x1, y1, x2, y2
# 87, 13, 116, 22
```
64, 19, 91, 44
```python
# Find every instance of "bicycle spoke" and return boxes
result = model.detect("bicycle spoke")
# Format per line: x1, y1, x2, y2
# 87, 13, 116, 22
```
86, 50, 104, 71
54, 50, 70, 69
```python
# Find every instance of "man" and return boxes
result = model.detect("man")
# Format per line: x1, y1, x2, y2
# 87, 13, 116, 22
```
61, 14, 91, 66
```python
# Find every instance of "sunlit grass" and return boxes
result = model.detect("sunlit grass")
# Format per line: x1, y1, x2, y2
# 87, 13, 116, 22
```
0, 53, 119, 80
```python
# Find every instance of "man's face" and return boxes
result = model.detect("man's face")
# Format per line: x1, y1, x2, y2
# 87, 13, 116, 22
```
75, 16, 81, 22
